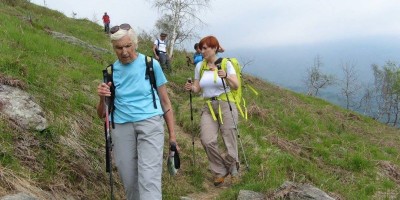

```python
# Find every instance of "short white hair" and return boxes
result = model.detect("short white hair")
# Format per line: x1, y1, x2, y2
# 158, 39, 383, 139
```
110, 28, 138, 48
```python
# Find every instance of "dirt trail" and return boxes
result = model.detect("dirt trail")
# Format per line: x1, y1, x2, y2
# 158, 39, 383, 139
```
186, 183, 226, 200
185, 175, 240, 200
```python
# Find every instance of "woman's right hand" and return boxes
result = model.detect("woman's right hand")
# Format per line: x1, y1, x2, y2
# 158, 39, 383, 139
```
184, 82, 192, 91
97, 82, 112, 97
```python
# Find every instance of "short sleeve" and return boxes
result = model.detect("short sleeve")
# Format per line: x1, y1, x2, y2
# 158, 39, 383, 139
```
194, 61, 202, 80
226, 61, 237, 75
152, 59, 168, 87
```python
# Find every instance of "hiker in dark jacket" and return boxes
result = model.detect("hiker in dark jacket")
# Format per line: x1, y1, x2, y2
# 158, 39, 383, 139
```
96, 23, 178, 200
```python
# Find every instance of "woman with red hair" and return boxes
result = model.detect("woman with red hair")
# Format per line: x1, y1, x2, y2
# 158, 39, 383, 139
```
185, 35, 239, 187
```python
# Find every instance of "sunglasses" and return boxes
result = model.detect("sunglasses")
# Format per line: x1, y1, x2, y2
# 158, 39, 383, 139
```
110, 23, 131, 34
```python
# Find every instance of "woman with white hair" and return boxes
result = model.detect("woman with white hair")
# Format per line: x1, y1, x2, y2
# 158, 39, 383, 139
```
96, 23, 178, 200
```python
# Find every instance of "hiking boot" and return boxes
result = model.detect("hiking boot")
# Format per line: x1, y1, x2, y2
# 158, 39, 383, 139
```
213, 176, 225, 187
230, 173, 239, 185
213, 172, 229, 187
229, 164, 240, 184
229, 163, 239, 175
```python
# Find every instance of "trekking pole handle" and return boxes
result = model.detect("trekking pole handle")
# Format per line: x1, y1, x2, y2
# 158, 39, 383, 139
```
187, 77, 192, 83
102, 67, 112, 105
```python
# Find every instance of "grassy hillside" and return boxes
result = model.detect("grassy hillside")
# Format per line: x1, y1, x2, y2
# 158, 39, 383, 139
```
1, 1, 400, 199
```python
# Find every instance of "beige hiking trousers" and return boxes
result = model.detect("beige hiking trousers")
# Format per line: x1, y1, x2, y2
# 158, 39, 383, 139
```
200, 100, 239, 177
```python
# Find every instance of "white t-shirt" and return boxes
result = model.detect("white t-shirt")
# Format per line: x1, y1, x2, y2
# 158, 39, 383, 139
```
154, 39, 167, 53
194, 60, 236, 98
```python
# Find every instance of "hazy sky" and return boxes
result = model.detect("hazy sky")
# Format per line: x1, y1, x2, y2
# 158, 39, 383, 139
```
30, 0, 400, 51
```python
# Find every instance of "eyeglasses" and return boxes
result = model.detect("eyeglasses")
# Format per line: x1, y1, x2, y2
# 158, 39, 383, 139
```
110, 23, 131, 34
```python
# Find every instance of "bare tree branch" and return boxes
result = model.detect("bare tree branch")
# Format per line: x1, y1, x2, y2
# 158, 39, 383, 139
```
340, 61, 361, 109
303, 55, 336, 96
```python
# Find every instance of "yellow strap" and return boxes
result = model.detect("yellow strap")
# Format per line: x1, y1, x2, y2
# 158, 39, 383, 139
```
235, 100, 245, 119
206, 100, 224, 124
218, 104, 223, 124
206, 100, 217, 121
247, 85, 259, 96
242, 97, 248, 120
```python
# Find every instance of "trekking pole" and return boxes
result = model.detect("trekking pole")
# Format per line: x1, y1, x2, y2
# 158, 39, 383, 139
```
216, 60, 250, 171
187, 78, 195, 166
102, 70, 115, 200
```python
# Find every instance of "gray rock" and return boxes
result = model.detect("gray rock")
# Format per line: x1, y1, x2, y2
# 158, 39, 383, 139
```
274, 181, 335, 200
0, 84, 48, 131
49, 31, 111, 54
1, 192, 37, 200
237, 190, 265, 200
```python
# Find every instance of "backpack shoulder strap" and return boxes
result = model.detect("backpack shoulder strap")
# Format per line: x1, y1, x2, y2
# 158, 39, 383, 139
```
199, 59, 208, 78
145, 56, 158, 109
221, 58, 228, 71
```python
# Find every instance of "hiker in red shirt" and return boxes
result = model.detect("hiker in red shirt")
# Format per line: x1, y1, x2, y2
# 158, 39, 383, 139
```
102, 12, 110, 34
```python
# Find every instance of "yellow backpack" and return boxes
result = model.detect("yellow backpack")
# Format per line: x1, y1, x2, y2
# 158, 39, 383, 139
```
200, 58, 258, 120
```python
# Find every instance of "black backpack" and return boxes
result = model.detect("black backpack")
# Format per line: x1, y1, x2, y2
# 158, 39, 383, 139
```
102, 56, 158, 128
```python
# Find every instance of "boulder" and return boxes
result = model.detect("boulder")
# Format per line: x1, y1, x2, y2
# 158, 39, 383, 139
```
237, 190, 265, 200
0, 84, 48, 131
1, 192, 37, 200
273, 181, 335, 200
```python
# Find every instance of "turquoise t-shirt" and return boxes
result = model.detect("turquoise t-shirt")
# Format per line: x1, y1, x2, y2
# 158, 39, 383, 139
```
112, 53, 167, 123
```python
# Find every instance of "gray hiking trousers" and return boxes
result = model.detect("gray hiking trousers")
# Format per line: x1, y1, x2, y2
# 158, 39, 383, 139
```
111, 115, 165, 200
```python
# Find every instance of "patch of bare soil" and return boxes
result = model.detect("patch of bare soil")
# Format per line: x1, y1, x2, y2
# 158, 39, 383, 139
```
185, 182, 225, 200
379, 161, 400, 185
0, 73, 26, 89
186, 176, 237, 200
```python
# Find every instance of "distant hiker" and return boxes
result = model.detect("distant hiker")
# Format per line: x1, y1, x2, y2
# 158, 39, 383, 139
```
96, 23, 178, 200
184, 35, 240, 187
153, 32, 171, 71
193, 43, 203, 66
102, 12, 110, 33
